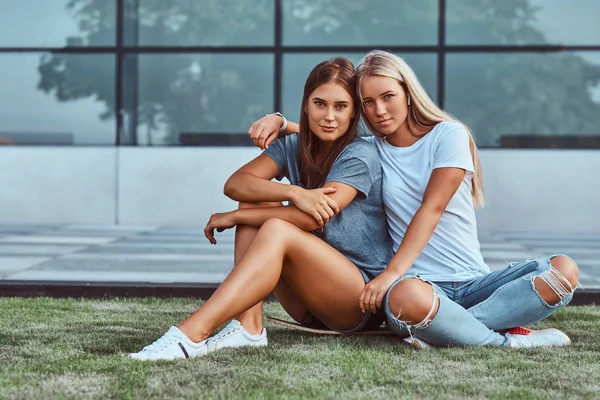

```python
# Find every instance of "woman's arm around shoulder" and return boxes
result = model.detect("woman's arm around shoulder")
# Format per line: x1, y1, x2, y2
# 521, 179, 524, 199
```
248, 113, 300, 150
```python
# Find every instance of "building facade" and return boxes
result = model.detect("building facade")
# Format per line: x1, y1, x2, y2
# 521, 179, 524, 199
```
1, 0, 599, 232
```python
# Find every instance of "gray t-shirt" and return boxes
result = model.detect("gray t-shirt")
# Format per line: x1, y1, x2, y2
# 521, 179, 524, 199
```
264, 134, 393, 281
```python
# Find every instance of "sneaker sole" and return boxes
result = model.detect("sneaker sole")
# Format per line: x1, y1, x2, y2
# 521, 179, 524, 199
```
403, 338, 433, 350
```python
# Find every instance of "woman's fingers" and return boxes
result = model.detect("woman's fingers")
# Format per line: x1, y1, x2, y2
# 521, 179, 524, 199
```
254, 126, 267, 148
360, 284, 373, 313
317, 188, 339, 214
369, 291, 379, 313
203, 222, 216, 245
325, 197, 339, 214
311, 210, 324, 226
324, 204, 335, 218
248, 123, 277, 150
248, 115, 283, 149
359, 281, 383, 314
375, 291, 385, 310
321, 187, 337, 194
259, 128, 277, 150
247, 121, 257, 137
264, 133, 278, 149
257, 128, 269, 149
249, 124, 265, 147
358, 288, 367, 313
318, 208, 330, 224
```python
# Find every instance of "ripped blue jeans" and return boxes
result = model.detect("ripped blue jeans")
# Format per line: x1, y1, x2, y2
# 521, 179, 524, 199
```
384, 255, 577, 346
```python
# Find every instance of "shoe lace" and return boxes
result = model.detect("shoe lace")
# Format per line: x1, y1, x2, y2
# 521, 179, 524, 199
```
207, 324, 240, 345
142, 331, 178, 352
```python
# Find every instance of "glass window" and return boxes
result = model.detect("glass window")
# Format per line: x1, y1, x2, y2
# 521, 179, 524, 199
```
0, 53, 115, 145
283, 0, 438, 46
447, 0, 600, 45
127, 54, 274, 145
133, 0, 274, 46
445, 52, 600, 147
282, 53, 437, 128
0, 0, 116, 47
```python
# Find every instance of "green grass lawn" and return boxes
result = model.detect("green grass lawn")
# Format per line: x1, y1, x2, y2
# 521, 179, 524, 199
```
0, 298, 599, 400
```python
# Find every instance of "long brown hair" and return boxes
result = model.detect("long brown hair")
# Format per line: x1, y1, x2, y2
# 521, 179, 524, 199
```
298, 58, 360, 189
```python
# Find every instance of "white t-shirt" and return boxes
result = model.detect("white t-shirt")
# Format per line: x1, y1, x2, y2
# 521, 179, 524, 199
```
367, 121, 490, 281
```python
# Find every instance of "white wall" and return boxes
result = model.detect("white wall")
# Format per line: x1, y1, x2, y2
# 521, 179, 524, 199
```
476, 150, 600, 233
1, 147, 599, 232
0, 147, 116, 224
117, 147, 262, 226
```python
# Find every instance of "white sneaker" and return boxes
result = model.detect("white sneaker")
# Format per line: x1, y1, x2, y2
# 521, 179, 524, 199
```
403, 336, 434, 350
206, 319, 267, 352
508, 328, 571, 348
129, 326, 208, 361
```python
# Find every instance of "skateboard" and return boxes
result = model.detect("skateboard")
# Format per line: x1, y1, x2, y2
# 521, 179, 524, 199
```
266, 316, 394, 335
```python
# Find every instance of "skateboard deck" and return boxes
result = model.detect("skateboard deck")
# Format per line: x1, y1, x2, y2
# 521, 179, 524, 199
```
266, 316, 394, 335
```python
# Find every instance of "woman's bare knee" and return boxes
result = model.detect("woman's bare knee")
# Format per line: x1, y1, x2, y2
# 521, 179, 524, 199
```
254, 218, 301, 250
549, 255, 579, 288
387, 278, 438, 324
534, 255, 578, 305
261, 217, 295, 233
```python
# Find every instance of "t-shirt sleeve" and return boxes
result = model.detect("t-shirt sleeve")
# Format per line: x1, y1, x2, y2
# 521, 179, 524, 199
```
362, 135, 376, 144
325, 151, 373, 199
433, 125, 475, 177
263, 136, 289, 181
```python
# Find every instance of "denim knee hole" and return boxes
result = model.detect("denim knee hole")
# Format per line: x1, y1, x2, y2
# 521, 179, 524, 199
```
531, 265, 575, 307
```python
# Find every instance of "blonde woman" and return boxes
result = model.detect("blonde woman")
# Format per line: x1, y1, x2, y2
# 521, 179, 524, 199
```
249, 50, 579, 348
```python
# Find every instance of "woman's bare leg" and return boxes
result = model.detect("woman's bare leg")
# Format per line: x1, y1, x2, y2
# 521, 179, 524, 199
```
230, 202, 312, 334
178, 218, 366, 342
231, 202, 279, 335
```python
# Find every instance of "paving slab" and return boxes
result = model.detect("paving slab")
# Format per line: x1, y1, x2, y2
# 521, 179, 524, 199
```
59, 253, 233, 262
0, 227, 39, 234
0, 244, 87, 256
79, 246, 234, 255
152, 228, 208, 235
98, 242, 231, 250
62, 225, 157, 232
496, 232, 600, 241
0, 236, 118, 245
506, 239, 600, 249
4, 270, 228, 284
24, 259, 232, 273
0, 226, 598, 299
514, 248, 600, 258
33, 230, 133, 238
0, 257, 51, 278
577, 269, 600, 286
116, 235, 211, 244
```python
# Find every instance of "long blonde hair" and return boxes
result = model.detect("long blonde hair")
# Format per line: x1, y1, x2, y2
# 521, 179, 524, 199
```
355, 50, 485, 208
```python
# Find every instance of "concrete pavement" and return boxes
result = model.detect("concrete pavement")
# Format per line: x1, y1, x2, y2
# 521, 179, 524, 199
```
0, 225, 598, 303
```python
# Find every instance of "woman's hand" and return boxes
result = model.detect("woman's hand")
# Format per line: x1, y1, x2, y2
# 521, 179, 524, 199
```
359, 269, 400, 314
204, 211, 237, 244
290, 187, 340, 226
248, 114, 284, 150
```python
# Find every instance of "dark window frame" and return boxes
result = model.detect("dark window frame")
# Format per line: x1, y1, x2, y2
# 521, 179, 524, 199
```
1, 0, 599, 147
